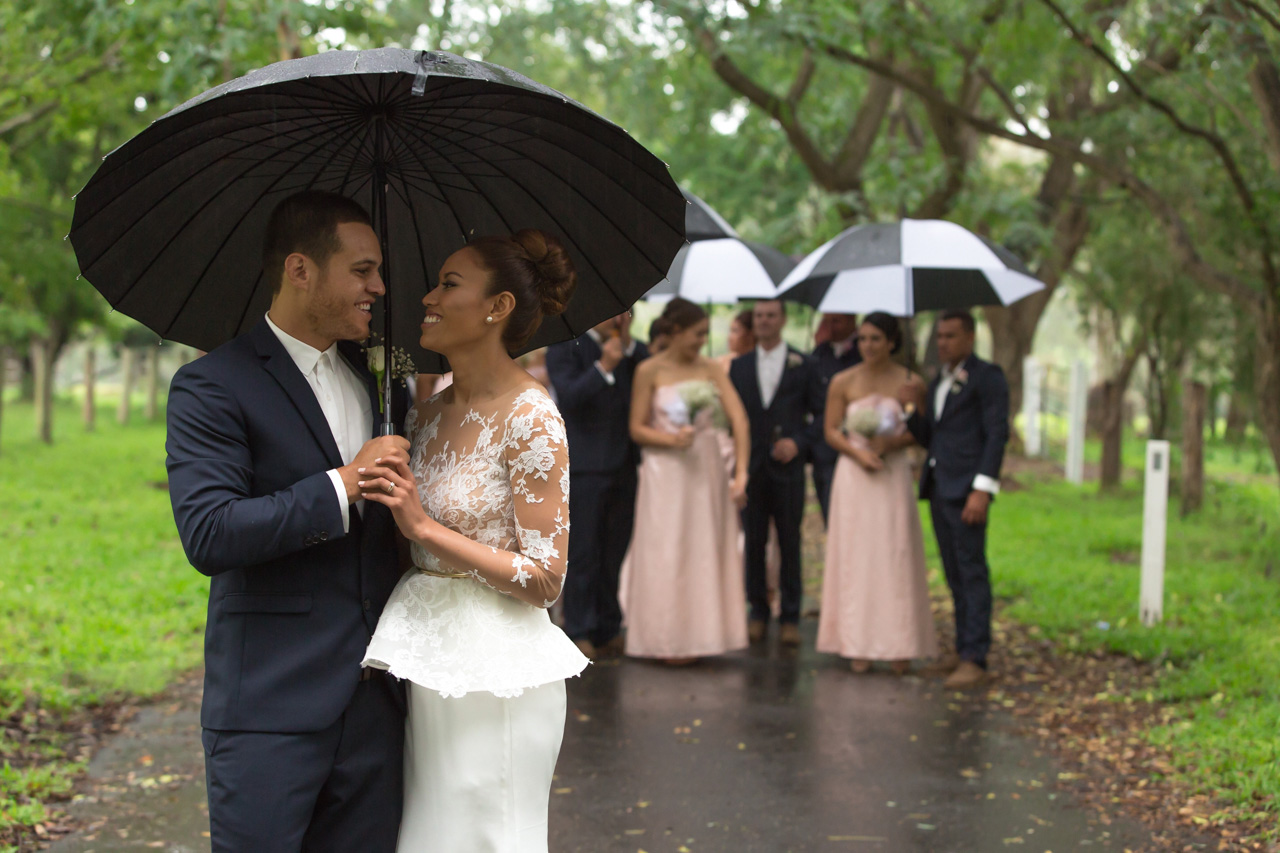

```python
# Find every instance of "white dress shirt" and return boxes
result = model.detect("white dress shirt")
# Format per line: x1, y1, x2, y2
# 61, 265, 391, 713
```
265, 314, 373, 531
934, 360, 999, 495
756, 341, 787, 409
586, 327, 637, 385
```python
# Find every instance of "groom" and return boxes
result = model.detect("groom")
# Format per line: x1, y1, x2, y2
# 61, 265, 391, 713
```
730, 299, 823, 646
166, 191, 409, 850
902, 309, 1009, 690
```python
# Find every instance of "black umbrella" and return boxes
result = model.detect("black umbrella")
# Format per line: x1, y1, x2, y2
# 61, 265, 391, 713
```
71, 48, 685, 430
682, 190, 738, 241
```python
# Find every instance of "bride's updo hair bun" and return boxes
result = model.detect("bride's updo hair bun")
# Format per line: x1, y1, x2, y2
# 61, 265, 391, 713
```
469, 228, 578, 351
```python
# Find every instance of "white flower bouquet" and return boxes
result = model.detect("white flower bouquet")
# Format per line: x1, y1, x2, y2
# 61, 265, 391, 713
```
678, 380, 728, 429
844, 406, 886, 439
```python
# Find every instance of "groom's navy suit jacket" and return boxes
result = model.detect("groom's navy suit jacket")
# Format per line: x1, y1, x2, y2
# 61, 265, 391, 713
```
906, 354, 1010, 502
166, 319, 407, 733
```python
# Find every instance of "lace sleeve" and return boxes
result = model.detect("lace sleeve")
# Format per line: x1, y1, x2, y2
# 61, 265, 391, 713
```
488, 391, 570, 608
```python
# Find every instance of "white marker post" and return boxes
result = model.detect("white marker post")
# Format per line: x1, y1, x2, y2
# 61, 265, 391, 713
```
1140, 440, 1170, 626
1066, 360, 1088, 484
1022, 356, 1042, 457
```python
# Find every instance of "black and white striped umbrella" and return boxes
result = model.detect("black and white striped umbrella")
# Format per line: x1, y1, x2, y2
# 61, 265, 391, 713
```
683, 190, 738, 241
776, 219, 1044, 316
644, 238, 793, 304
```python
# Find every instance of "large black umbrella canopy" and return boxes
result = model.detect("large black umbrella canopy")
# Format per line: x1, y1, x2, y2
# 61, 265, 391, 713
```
70, 48, 686, 388
775, 219, 1044, 316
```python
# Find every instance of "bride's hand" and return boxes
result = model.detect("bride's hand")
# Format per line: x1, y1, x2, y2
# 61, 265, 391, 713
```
357, 457, 431, 539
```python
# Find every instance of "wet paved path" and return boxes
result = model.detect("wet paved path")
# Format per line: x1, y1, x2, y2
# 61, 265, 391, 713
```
52, 626, 1152, 852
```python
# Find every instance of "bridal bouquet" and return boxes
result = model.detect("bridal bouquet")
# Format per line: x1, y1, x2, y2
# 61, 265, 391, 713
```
844, 407, 886, 439
678, 380, 728, 429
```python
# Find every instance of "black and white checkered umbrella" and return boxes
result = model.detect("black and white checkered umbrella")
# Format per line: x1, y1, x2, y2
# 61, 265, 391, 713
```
776, 220, 1044, 316
643, 238, 793, 304
682, 190, 738, 241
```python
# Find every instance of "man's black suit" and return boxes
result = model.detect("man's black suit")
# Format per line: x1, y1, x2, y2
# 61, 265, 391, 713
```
905, 354, 1009, 668
729, 346, 824, 625
545, 332, 649, 647
809, 338, 862, 524
166, 319, 407, 851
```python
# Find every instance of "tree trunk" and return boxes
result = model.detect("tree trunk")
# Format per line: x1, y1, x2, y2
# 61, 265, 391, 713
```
986, 289, 1052, 450
1252, 302, 1280, 490
0, 346, 8, 453
1099, 378, 1126, 489
144, 346, 160, 420
117, 347, 136, 426
83, 346, 96, 431
31, 337, 54, 444
1180, 378, 1206, 516
1224, 391, 1250, 444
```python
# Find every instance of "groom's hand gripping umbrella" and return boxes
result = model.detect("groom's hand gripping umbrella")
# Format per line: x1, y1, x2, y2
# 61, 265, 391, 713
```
70, 48, 686, 432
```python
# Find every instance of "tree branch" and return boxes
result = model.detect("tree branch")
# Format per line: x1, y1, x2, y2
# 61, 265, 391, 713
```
1035, 0, 1277, 284
0, 39, 125, 138
810, 37, 1263, 308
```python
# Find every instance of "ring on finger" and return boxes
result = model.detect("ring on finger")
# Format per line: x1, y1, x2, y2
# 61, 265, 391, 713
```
384, 482, 395, 494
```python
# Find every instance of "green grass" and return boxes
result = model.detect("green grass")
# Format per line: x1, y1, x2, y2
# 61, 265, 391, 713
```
951, 468, 1280, 825
0, 397, 206, 838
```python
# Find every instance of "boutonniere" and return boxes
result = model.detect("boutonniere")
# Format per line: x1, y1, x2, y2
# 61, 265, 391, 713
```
786, 352, 804, 369
949, 367, 969, 395
365, 338, 418, 412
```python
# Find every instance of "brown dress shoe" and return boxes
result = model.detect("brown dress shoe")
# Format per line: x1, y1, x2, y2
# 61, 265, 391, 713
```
943, 660, 987, 690
921, 653, 961, 675
596, 634, 626, 658
779, 623, 801, 646
747, 620, 767, 643
573, 638, 597, 660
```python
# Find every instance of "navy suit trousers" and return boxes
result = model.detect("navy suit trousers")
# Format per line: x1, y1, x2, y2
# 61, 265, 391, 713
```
562, 468, 637, 645
742, 468, 806, 624
201, 674, 404, 853
929, 497, 992, 667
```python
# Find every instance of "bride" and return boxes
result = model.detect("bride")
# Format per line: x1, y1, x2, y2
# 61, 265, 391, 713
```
357, 229, 588, 852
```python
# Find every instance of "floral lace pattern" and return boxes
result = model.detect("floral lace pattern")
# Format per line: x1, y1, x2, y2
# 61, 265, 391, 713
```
362, 387, 587, 698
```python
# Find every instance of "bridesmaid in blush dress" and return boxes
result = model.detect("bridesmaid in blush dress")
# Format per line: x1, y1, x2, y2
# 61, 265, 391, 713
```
816, 312, 938, 674
620, 298, 751, 663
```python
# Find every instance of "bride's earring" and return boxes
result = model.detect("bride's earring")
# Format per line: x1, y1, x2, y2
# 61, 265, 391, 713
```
485, 316, 494, 324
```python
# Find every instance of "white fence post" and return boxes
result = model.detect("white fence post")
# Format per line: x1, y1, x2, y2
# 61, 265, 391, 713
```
1140, 440, 1170, 626
1022, 356, 1042, 457
1066, 360, 1088, 484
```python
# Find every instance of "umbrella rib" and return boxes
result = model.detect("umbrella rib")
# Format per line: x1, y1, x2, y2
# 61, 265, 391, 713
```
162, 118, 377, 336
401, 106, 677, 285
130, 111, 375, 331
77, 108, 366, 270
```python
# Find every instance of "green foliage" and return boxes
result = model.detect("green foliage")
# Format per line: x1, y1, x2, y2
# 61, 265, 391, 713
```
964, 468, 1280, 815
0, 400, 207, 712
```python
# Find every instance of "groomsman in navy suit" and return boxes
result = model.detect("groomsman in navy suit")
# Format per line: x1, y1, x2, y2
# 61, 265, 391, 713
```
546, 312, 649, 659
730, 299, 824, 646
809, 313, 862, 525
902, 309, 1009, 690
166, 191, 409, 850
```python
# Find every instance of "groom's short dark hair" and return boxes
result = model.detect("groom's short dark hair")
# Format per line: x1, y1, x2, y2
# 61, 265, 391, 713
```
263, 191, 372, 293
940, 309, 976, 335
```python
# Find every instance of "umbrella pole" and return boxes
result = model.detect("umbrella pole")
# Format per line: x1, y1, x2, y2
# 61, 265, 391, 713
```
373, 154, 396, 436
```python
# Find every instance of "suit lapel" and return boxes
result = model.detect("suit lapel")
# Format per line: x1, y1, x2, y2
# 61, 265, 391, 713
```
253, 321, 345, 468
740, 351, 765, 414
937, 355, 978, 423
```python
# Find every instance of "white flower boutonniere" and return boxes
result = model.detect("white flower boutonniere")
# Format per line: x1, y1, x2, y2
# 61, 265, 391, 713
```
365, 338, 418, 412
786, 352, 804, 369
950, 367, 969, 395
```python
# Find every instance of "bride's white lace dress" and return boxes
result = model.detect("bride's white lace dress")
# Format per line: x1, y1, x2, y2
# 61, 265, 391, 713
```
362, 385, 587, 852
